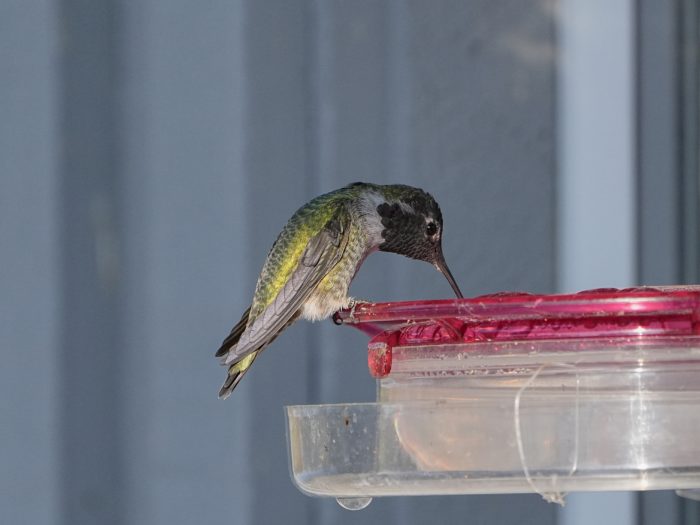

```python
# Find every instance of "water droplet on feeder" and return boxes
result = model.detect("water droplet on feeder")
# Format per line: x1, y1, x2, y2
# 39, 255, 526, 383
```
336, 497, 372, 510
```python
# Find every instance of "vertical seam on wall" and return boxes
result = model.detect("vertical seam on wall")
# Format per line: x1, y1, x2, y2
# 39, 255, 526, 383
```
387, 0, 413, 294
304, 0, 321, 410
551, 0, 561, 293
57, 1, 124, 523
676, 0, 686, 283
678, 0, 700, 284
634, 0, 644, 284
303, 4, 321, 522
237, 1, 254, 522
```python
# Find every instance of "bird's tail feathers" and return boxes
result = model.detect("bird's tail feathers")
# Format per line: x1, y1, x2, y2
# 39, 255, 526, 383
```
218, 351, 258, 399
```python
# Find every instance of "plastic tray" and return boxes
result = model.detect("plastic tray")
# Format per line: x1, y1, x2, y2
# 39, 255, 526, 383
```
286, 287, 700, 508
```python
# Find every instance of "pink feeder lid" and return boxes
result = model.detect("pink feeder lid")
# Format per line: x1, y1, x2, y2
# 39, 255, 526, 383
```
333, 286, 700, 378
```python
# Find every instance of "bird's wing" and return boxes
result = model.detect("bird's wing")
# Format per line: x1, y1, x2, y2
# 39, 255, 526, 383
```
224, 209, 350, 364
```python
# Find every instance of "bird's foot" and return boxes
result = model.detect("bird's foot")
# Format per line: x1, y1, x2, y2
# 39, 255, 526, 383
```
347, 298, 370, 320
332, 298, 369, 325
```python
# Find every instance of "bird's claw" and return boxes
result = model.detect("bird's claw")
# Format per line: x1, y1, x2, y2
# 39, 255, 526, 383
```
347, 298, 369, 320
332, 298, 368, 325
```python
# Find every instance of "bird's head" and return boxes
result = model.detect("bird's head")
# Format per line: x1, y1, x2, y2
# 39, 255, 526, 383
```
374, 186, 464, 298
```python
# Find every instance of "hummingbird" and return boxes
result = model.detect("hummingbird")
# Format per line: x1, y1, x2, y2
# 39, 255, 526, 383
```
215, 182, 463, 398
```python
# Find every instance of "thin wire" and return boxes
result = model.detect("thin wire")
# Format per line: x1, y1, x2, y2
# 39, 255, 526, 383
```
514, 364, 567, 505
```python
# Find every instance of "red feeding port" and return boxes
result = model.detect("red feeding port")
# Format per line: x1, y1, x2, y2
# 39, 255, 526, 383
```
334, 286, 700, 378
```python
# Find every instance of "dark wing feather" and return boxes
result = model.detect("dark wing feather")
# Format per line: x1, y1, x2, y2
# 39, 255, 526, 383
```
223, 210, 349, 365
215, 306, 250, 358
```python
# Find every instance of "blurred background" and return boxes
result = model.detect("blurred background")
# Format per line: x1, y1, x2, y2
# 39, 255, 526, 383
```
2, 0, 700, 524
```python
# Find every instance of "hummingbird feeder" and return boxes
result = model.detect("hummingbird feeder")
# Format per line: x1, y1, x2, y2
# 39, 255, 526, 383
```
285, 286, 700, 510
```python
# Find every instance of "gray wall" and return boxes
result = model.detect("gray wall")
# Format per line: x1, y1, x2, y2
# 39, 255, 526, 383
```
2, 2, 61, 524
1, 1, 696, 524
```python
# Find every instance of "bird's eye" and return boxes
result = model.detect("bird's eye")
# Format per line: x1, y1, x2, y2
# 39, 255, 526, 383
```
426, 222, 438, 236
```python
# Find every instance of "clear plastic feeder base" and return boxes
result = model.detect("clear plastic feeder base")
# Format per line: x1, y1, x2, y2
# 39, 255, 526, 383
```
286, 287, 700, 508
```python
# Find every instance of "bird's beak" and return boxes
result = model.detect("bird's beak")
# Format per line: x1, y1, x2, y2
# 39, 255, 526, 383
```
434, 250, 463, 298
